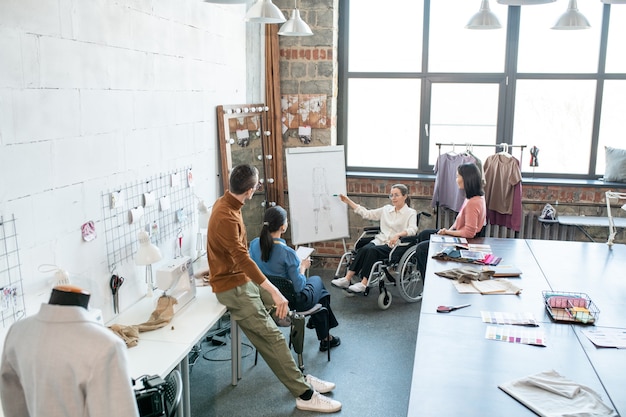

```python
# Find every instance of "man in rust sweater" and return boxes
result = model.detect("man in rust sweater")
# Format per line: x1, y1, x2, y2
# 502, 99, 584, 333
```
207, 164, 341, 413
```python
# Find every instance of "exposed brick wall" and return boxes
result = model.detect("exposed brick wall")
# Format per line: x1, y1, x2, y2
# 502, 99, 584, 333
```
294, 177, 626, 270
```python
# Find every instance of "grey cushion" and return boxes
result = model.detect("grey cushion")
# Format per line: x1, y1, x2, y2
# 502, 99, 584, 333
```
604, 146, 626, 183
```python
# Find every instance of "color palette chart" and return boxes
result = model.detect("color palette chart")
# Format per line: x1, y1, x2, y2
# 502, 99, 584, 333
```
485, 326, 546, 347
481, 311, 538, 327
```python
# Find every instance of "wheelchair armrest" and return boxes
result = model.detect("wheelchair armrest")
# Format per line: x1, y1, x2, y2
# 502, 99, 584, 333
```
399, 235, 419, 245
363, 226, 381, 233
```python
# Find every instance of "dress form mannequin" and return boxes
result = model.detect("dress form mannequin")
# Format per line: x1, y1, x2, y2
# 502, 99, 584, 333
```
48, 284, 90, 309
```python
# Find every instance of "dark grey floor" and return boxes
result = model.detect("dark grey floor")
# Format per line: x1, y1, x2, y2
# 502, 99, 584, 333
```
188, 269, 422, 417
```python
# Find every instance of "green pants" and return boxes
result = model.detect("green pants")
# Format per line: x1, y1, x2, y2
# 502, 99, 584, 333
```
216, 281, 310, 397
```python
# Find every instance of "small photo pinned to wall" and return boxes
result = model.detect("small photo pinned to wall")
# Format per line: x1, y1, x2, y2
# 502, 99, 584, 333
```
160, 196, 171, 211
110, 191, 125, 209
143, 191, 156, 207
129, 206, 145, 224
298, 126, 312, 144
81, 221, 96, 242
171, 172, 181, 188
187, 169, 194, 187
236, 129, 250, 147
176, 208, 187, 223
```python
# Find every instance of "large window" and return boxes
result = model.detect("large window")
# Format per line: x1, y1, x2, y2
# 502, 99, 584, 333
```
339, 0, 626, 180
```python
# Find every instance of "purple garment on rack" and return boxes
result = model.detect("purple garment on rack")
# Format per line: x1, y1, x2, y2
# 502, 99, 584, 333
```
487, 180, 522, 232
431, 153, 476, 212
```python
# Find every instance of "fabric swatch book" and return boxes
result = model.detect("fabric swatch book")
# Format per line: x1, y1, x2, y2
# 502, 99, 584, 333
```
430, 236, 468, 244
481, 265, 523, 277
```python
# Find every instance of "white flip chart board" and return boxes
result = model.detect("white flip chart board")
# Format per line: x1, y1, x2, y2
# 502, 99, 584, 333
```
285, 146, 350, 245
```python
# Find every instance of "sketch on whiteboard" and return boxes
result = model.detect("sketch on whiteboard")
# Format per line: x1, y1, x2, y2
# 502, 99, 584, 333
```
312, 166, 333, 234
286, 146, 350, 245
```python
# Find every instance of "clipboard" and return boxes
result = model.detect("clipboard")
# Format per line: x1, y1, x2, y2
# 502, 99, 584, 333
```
296, 246, 315, 261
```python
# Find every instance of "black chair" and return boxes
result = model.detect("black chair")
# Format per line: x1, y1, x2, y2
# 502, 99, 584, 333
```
255, 275, 330, 370
164, 369, 183, 417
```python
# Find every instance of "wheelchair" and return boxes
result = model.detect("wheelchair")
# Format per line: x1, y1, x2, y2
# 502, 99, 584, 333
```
334, 211, 431, 310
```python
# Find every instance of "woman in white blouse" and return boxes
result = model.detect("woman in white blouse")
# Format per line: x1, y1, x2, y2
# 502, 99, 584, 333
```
331, 184, 418, 293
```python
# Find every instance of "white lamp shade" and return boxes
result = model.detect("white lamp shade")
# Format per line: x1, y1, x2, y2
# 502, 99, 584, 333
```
135, 231, 162, 265
245, 0, 286, 23
552, 0, 590, 29
497, 0, 555, 4
278, 8, 313, 36
466, 0, 503, 29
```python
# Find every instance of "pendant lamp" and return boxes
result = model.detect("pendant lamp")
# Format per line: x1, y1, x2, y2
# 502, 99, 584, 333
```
466, 0, 502, 30
245, 0, 286, 23
204, 0, 248, 3
497, 0, 555, 4
552, 0, 591, 30
278, 1, 313, 36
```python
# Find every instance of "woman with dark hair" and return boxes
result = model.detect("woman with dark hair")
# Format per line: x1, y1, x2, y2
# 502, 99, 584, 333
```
415, 163, 487, 278
331, 184, 418, 293
249, 206, 340, 352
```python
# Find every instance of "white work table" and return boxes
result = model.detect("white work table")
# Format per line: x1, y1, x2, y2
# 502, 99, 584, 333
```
108, 285, 235, 417
556, 215, 626, 242
0, 285, 240, 417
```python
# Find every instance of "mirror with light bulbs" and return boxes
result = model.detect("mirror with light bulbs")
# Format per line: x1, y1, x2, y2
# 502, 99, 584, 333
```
217, 104, 283, 238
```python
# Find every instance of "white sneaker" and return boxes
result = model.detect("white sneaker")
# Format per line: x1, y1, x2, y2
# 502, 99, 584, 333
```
348, 282, 366, 293
331, 277, 350, 288
305, 374, 336, 393
296, 391, 342, 413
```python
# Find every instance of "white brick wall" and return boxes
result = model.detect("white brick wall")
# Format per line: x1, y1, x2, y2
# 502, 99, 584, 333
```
0, 0, 249, 321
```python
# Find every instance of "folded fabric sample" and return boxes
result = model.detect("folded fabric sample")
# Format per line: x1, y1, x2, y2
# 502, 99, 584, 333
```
498, 369, 617, 417
435, 267, 495, 283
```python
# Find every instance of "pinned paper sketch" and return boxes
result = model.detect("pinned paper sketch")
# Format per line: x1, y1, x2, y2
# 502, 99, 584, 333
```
143, 191, 156, 207
110, 191, 125, 209
286, 146, 349, 245
236, 129, 250, 147
299, 126, 312, 144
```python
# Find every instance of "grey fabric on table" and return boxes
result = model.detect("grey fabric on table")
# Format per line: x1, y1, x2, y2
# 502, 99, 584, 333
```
434, 267, 495, 283
498, 369, 617, 417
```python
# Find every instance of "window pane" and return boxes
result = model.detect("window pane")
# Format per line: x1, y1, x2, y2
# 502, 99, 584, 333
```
348, 0, 423, 72
346, 79, 421, 169
429, 83, 500, 165
605, 8, 626, 73
518, 2, 602, 73
596, 80, 626, 176
513, 80, 595, 175
429, 0, 507, 72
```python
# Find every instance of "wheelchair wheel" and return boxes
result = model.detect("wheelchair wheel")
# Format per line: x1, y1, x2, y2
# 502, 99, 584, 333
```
397, 245, 424, 303
377, 291, 392, 310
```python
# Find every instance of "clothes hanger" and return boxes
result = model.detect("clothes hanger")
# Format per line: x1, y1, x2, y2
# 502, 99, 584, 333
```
498, 143, 512, 158
446, 143, 458, 156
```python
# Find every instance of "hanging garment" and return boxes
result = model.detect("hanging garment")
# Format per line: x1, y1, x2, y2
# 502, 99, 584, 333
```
483, 154, 522, 215
431, 152, 476, 212
487, 179, 522, 232
466, 149, 485, 186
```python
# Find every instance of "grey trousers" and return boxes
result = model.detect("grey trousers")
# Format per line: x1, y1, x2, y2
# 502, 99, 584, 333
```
215, 281, 311, 397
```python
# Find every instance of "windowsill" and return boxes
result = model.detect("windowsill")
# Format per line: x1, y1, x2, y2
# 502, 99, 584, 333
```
347, 170, 626, 188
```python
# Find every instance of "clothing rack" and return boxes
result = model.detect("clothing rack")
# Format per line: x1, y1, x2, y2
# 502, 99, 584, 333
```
436, 142, 526, 161
433, 142, 527, 228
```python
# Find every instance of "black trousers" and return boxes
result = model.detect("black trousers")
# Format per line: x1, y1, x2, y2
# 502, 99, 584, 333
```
349, 242, 393, 281
292, 275, 338, 340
